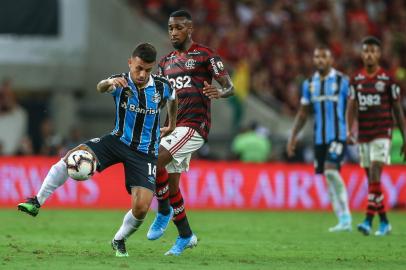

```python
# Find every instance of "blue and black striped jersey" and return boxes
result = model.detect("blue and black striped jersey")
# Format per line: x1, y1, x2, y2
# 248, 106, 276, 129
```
109, 73, 175, 157
301, 68, 350, 145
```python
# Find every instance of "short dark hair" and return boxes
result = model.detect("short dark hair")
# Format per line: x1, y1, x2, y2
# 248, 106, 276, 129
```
169, 10, 192, 20
362, 36, 381, 48
314, 44, 331, 51
131, 43, 157, 63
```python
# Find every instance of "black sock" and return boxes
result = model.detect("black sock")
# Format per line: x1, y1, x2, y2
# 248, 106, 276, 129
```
158, 198, 170, 216
366, 213, 374, 225
174, 217, 193, 238
378, 212, 388, 223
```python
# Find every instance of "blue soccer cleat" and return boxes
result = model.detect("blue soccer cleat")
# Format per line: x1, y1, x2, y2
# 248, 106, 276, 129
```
147, 207, 174, 240
357, 220, 372, 236
164, 234, 198, 256
374, 222, 391, 236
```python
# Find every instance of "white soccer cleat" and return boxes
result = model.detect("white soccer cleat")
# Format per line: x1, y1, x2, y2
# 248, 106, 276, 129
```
328, 222, 352, 232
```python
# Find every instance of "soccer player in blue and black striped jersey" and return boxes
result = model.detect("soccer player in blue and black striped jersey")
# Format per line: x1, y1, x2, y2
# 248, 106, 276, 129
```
287, 45, 352, 232
17, 43, 178, 257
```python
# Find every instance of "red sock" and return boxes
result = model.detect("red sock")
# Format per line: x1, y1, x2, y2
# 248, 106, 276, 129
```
155, 168, 169, 201
169, 188, 192, 237
367, 182, 385, 216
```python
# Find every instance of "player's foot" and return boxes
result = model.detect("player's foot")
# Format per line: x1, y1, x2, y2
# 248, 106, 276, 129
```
374, 222, 391, 236
357, 220, 372, 236
147, 207, 174, 240
17, 196, 41, 217
111, 239, 129, 257
328, 222, 352, 232
164, 234, 197, 256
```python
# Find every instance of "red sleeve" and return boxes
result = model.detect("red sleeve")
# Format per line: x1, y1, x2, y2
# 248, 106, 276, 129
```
206, 50, 229, 79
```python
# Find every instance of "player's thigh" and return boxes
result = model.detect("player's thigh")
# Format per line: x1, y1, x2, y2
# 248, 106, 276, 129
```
314, 144, 327, 174
124, 151, 156, 195
358, 142, 371, 168
325, 141, 346, 170
83, 135, 121, 172
161, 127, 204, 173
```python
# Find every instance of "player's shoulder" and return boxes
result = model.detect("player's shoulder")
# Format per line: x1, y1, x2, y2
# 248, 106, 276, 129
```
351, 69, 366, 82
376, 68, 393, 81
152, 74, 171, 87
108, 72, 127, 79
159, 51, 177, 63
334, 70, 350, 82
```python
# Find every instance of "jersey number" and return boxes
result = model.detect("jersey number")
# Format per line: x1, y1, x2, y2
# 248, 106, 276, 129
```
169, 76, 192, 90
328, 142, 343, 155
147, 163, 156, 176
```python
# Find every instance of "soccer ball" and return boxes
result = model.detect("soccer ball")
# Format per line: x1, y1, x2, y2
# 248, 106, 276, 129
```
66, 150, 97, 181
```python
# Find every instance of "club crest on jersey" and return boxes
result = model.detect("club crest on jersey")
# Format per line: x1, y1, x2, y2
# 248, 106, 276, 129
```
185, 59, 196, 70
152, 92, 161, 103
375, 81, 385, 92
332, 82, 338, 93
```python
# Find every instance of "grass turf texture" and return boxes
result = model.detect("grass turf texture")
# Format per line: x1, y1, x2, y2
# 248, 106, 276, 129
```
1, 210, 405, 270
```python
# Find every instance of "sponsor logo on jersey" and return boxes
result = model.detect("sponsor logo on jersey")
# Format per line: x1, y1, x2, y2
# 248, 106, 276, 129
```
216, 61, 224, 71
90, 138, 101, 143
121, 102, 158, 114
210, 58, 219, 75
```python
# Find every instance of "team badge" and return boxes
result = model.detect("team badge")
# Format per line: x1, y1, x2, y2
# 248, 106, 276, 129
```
185, 59, 196, 70
375, 81, 385, 92
309, 83, 314, 93
332, 82, 338, 92
152, 92, 161, 103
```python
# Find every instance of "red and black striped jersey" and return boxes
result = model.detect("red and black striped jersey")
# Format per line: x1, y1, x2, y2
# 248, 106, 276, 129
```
349, 67, 401, 143
158, 43, 229, 140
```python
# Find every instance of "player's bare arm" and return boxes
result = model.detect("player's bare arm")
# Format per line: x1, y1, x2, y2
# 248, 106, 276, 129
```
345, 97, 358, 144
96, 77, 128, 93
287, 104, 310, 157
160, 94, 178, 138
202, 75, 234, 99
392, 99, 406, 160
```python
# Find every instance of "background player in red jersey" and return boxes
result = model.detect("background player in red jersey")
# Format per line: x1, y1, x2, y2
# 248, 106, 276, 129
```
147, 10, 234, 255
346, 36, 406, 236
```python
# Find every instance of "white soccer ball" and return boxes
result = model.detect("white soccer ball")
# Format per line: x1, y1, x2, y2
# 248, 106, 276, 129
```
66, 150, 97, 181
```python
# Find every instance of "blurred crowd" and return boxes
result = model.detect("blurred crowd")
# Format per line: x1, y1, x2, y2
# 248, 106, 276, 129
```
0, 78, 84, 156
134, 0, 406, 115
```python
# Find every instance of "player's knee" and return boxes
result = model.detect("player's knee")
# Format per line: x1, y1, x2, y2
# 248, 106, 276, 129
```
132, 201, 149, 219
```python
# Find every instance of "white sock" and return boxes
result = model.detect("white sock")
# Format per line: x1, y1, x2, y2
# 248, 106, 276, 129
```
36, 159, 69, 205
325, 169, 351, 222
114, 210, 144, 241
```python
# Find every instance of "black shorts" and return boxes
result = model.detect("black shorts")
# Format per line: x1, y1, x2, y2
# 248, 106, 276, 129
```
314, 141, 346, 174
84, 134, 156, 194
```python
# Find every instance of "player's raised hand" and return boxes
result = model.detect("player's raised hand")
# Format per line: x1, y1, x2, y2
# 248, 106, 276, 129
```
110, 77, 128, 88
203, 81, 221, 99
286, 137, 297, 157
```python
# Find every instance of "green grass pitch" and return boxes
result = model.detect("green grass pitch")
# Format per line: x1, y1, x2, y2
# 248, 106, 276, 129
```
1, 209, 405, 270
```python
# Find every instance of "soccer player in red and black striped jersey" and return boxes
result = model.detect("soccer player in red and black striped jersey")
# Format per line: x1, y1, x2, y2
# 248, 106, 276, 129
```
147, 10, 234, 255
346, 36, 406, 236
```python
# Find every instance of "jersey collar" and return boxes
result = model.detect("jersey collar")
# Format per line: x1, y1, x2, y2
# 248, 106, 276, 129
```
127, 73, 154, 89
314, 68, 336, 80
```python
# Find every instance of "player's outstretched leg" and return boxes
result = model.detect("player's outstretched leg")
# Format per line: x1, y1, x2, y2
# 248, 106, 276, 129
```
165, 187, 197, 256
17, 159, 69, 217
147, 168, 174, 240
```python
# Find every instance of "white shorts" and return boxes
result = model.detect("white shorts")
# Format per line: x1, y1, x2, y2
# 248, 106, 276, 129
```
160, 127, 204, 173
358, 138, 391, 168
